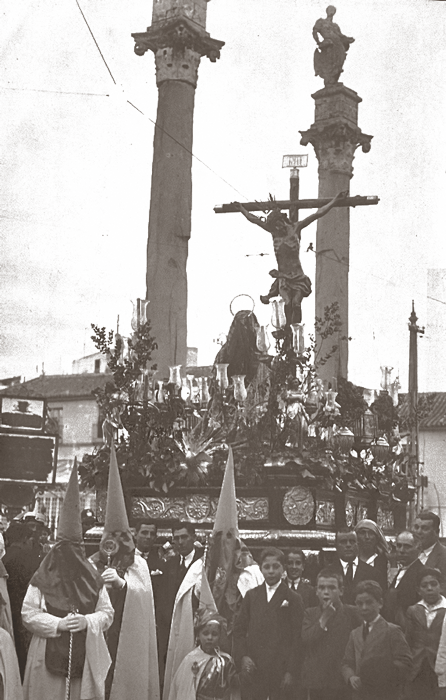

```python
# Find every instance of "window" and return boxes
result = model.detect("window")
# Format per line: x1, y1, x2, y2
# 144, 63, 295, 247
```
94, 359, 101, 373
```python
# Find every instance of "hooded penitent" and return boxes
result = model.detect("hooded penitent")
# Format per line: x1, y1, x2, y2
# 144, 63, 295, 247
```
31, 459, 103, 610
30, 459, 103, 677
90, 443, 135, 575
355, 518, 390, 556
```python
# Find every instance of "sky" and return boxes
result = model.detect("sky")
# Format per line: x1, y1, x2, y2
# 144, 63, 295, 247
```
0, 0, 445, 392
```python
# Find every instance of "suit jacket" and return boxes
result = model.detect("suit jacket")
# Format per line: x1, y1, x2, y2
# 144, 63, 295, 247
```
425, 542, 446, 594
302, 602, 361, 689
405, 600, 446, 679
368, 552, 388, 592
382, 558, 424, 630
342, 615, 412, 700
233, 581, 304, 684
287, 578, 318, 609
334, 558, 380, 605
158, 546, 203, 629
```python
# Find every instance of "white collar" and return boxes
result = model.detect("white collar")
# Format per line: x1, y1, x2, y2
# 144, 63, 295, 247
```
365, 553, 378, 565
340, 557, 358, 571
181, 549, 195, 568
422, 543, 436, 557
419, 595, 446, 612
135, 548, 149, 559
266, 579, 282, 592
287, 577, 301, 587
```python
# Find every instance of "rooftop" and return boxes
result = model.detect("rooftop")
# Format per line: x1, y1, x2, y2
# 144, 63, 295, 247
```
399, 392, 446, 429
0, 373, 111, 400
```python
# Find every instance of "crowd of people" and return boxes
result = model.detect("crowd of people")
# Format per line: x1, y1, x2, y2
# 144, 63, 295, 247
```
1, 466, 446, 700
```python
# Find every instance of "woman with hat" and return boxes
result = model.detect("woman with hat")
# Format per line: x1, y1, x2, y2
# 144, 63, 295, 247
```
355, 519, 389, 591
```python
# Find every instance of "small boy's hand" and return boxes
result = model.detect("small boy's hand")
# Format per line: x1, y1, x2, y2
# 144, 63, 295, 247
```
349, 676, 362, 691
241, 656, 256, 674
319, 602, 336, 627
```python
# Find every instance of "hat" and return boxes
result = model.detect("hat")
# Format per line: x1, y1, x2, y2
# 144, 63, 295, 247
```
104, 442, 130, 533
57, 459, 82, 543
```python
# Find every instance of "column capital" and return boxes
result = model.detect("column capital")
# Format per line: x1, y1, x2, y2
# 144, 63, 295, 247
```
300, 122, 372, 177
132, 15, 224, 62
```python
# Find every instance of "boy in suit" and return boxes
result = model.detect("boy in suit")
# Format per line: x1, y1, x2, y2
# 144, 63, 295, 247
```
405, 567, 446, 699
414, 512, 446, 592
342, 580, 412, 700
302, 567, 361, 700
233, 546, 304, 700
286, 548, 318, 608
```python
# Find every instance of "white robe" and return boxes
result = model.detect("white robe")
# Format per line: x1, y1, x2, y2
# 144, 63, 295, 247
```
91, 556, 160, 700
163, 558, 203, 700
21, 585, 113, 700
0, 627, 23, 700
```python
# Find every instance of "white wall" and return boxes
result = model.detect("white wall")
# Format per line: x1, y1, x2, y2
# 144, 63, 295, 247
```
420, 429, 446, 535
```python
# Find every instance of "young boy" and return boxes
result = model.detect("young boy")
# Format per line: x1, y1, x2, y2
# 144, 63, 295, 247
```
302, 568, 361, 700
342, 580, 412, 700
233, 547, 303, 700
285, 548, 317, 608
406, 567, 446, 700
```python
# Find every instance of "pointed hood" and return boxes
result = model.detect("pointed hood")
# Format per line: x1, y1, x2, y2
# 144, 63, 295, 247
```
91, 442, 135, 574
104, 442, 130, 533
57, 458, 82, 543
213, 446, 239, 539
207, 446, 242, 615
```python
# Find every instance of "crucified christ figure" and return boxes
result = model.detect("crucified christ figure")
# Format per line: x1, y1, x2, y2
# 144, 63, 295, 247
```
233, 190, 347, 325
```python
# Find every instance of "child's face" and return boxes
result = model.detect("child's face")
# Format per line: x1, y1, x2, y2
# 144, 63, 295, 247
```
198, 622, 221, 654
261, 556, 284, 586
419, 575, 441, 605
317, 576, 343, 606
286, 553, 304, 581
355, 592, 382, 622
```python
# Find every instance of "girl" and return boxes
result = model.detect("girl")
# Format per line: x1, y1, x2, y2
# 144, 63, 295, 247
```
169, 611, 239, 700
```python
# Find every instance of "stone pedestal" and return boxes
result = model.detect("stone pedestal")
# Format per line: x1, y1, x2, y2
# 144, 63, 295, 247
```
300, 84, 372, 383
132, 4, 224, 378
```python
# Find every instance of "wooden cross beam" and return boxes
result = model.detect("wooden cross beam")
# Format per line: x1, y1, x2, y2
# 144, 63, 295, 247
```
214, 195, 379, 214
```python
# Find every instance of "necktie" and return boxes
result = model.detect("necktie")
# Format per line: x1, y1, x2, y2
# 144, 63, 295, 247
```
294, 581, 298, 591
345, 562, 354, 586
363, 622, 370, 640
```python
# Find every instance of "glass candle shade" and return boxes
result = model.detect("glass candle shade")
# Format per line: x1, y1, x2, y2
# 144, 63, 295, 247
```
156, 381, 165, 404
271, 299, 287, 329
168, 365, 182, 389
202, 377, 211, 404
216, 363, 229, 390
256, 325, 271, 353
180, 377, 191, 402
232, 375, 247, 403
290, 323, 305, 354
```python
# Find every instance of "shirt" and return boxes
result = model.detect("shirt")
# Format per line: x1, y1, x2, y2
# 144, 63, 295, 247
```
394, 566, 408, 587
340, 557, 358, 578
418, 595, 446, 628
419, 543, 436, 565
365, 553, 378, 566
287, 577, 301, 591
135, 548, 149, 560
266, 580, 282, 602
181, 549, 195, 570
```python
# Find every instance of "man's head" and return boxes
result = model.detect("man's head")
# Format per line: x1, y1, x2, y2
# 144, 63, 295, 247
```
260, 547, 285, 587
134, 519, 158, 554
413, 511, 440, 550
172, 522, 195, 557
355, 580, 383, 623
418, 567, 442, 606
336, 529, 358, 562
316, 568, 343, 607
4, 521, 33, 550
396, 531, 419, 567
286, 548, 305, 582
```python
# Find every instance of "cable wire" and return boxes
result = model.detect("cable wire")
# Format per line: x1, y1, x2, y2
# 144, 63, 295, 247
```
74, 0, 116, 84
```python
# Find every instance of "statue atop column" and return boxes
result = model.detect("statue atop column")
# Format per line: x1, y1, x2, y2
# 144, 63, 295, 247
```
312, 6, 354, 85
233, 191, 347, 325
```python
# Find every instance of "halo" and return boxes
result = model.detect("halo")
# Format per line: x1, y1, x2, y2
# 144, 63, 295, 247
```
230, 294, 255, 317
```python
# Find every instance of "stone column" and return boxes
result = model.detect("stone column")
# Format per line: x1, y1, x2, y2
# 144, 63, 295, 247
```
300, 84, 372, 383
132, 9, 224, 378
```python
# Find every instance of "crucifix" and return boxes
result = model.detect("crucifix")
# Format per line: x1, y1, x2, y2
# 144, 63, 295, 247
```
214, 185, 379, 328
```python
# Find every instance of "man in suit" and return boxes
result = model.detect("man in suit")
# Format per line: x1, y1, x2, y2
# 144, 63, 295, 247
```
233, 546, 304, 700
158, 522, 203, 674
134, 519, 164, 610
286, 547, 318, 608
382, 530, 424, 630
414, 511, 446, 591
302, 567, 361, 700
334, 529, 380, 604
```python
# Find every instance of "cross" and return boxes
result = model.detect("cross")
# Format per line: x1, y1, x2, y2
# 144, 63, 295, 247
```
214, 190, 379, 329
